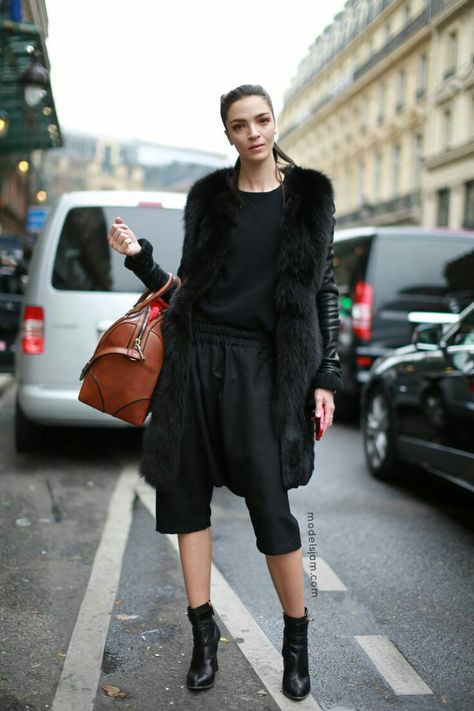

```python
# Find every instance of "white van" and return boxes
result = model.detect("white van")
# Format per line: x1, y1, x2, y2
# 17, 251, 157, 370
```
15, 190, 186, 451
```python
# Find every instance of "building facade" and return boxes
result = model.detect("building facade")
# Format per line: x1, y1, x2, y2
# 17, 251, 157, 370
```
0, 0, 62, 232
278, 0, 474, 229
36, 131, 228, 203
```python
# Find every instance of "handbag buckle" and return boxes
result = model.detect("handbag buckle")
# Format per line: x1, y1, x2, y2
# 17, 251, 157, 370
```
133, 338, 144, 360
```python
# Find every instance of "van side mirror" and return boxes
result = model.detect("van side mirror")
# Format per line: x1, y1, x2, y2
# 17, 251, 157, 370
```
412, 323, 442, 350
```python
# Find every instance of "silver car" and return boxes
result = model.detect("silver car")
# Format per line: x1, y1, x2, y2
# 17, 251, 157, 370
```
15, 190, 186, 451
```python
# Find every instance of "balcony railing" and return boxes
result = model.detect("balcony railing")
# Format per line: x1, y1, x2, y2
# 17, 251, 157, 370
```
336, 191, 421, 226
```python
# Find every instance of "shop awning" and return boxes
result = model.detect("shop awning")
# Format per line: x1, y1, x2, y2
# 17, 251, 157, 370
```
0, 20, 63, 155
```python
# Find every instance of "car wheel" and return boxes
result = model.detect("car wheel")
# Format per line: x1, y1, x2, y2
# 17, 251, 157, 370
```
362, 385, 399, 482
15, 397, 44, 453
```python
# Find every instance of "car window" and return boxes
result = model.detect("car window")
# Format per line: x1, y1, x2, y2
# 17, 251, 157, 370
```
1, 242, 26, 296
447, 307, 474, 373
449, 308, 474, 347
52, 206, 184, 292
333, 236, 372, 314
0, 273, 24, 296
371, 237, 474, 313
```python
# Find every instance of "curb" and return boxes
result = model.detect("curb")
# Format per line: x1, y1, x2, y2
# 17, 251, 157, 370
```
0, 374, 14, 398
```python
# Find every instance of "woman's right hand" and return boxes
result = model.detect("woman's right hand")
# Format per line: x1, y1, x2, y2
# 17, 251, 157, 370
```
107, 216, 142, 257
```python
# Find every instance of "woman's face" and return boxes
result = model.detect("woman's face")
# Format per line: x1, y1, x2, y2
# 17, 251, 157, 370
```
225, 95, 277, 163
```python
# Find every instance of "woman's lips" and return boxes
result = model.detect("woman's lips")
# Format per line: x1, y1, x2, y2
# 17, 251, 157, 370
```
249, 144, 265, 151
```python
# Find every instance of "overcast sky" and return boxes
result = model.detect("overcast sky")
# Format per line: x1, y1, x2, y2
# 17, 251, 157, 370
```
45, 1, 346, 160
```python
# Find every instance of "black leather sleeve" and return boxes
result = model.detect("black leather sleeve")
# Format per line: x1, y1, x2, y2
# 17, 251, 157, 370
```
124, 238, 180, 304
311, 206, 343, 393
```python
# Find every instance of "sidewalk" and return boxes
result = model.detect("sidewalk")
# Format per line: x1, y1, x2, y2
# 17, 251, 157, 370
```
0, 373, 14, 398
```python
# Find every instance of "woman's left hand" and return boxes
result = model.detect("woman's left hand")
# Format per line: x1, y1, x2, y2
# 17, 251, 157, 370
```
314, 388, 335, 434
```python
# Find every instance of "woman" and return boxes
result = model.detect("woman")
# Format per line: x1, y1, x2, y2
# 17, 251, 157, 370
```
108, 84, 342, 702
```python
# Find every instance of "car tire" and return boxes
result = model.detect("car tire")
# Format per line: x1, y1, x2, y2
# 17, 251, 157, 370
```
15, 397, 44, 453
362, 385, 400, 482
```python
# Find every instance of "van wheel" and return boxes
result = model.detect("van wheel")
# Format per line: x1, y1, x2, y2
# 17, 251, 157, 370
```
362, 386, 399, 482
15, 398, 44, 453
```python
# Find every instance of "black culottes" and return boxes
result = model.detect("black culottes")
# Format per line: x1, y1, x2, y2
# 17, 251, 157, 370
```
155, 320, 302, 555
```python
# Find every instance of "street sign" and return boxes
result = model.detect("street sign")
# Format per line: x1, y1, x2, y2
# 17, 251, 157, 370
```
27, 206, 49, 233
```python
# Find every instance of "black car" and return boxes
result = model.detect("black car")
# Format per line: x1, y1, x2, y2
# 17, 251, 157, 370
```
333, 227, 474, 411
361, 301, 474, 492
0, 234, 30, 372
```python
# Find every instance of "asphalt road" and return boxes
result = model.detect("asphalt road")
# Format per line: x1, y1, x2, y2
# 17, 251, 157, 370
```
0, 380, 473, 711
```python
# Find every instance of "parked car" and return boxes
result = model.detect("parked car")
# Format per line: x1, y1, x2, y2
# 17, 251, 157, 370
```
333, 226, 474, 411
361, 301, 474, 492
15, 190, 186, 451
0, 234, 30, 372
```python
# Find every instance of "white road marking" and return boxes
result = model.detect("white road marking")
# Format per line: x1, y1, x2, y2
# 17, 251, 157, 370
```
355, 635, 433, 695
136, 479, 324, 711
51, 466, 138, 711
303, 555, 347, 591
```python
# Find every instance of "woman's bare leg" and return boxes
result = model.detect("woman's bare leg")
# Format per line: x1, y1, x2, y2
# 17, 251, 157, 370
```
177, 527, 212, 608
265, 547, 305, 617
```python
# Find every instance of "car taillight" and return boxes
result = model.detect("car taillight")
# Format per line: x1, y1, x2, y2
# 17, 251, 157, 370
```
22, 305, 44, 354
356, 355, 374, 367
352, 281, 373, 341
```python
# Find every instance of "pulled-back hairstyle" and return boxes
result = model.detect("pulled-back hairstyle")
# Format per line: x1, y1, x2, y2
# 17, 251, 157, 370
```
220, 84, 295, 202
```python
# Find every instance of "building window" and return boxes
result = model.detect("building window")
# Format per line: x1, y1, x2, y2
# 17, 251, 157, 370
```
463, 180, 474, 229
404, 2, 411, 24
444, 30, 457, 79
373, 152, 382, 201
396, 69, 405, 112
413, 133, 423, 189
437, 188, 450, 227
392, 143, 401, 195
361, 93, 369, 133
358, 159, 365, 205
102, 145, 112, 174
416, 54, 426, 100
378, 82, 385, 124
443, 107, 453, 149
346, 167, 353, 208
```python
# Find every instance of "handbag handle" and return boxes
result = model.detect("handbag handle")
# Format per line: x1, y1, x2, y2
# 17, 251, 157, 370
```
130, 273, 179, 312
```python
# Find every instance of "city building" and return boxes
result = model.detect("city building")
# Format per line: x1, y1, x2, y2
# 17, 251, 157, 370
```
0, 0, 62, 232
278, 0, 474, 228
36, 130, 228, 202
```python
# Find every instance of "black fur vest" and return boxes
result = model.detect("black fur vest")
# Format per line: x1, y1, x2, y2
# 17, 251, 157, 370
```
140, 164, 337, 493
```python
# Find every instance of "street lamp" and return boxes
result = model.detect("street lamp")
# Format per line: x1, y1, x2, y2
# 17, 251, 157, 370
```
18, 48, 49, 226
19, 48, 49, 108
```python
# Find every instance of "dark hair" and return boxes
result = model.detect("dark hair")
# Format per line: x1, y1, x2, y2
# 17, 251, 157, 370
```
220, 84, 295, 202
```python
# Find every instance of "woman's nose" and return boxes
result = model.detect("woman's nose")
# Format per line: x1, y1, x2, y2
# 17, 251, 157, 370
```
248, 123, 260, 138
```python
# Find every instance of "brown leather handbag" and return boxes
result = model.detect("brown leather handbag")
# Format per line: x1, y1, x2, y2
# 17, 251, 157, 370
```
78, 274, 180, 426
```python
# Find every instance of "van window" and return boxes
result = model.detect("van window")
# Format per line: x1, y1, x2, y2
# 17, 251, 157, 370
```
52, 206, 183, 292
371, 237, 474, 312
333, 236, 372, 313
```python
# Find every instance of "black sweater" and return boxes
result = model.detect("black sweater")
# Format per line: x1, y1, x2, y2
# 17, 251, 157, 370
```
192, 185, 283, 332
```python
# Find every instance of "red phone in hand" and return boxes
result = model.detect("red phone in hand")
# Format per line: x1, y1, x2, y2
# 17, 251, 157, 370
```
311, 409, 326, 441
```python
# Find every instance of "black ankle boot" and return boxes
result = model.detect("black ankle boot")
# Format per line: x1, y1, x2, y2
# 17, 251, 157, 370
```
281, 606, 311, 701
186, 601, 221, 690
